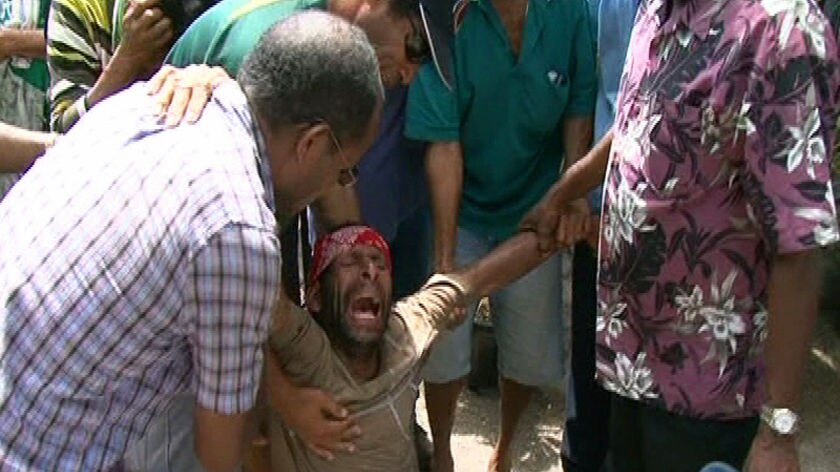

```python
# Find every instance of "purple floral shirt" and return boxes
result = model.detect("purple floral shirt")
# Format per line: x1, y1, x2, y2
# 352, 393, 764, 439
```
596, 0, 840, 420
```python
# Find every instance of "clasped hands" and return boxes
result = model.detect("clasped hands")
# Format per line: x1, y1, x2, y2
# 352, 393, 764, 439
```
520, 189, 599, 255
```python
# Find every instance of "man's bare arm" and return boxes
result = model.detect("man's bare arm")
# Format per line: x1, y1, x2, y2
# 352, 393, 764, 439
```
0, 28, 46, 60
0, 122, 56, 173
746, 249, 822, 471
562, 115, 594, 171
425, 141, 463, 272
453, 230, 554, 300
521, 128, 613, 252
194, 407, 248, 472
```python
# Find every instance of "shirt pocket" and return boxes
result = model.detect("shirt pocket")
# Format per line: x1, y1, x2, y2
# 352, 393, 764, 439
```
637, 88, 735, 202
514, 62, 570, 137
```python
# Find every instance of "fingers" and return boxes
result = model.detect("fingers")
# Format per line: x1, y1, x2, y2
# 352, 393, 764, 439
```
316, 390, 349, 420
306, 443, 337, 462
147, 64, 174, 95
152, 69, 177, 117
163, 85, 192, 127
148, 16, 174, 48
182, 82, 212, 124
535, 209, 559, 253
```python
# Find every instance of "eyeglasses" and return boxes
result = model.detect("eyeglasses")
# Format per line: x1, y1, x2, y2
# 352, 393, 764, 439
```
319, 121, 359, 188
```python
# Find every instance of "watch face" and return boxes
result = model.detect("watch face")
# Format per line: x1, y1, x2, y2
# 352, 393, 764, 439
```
774, 411, 796, 434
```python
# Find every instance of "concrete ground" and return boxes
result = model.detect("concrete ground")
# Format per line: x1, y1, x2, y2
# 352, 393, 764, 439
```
415, 315, 840, 472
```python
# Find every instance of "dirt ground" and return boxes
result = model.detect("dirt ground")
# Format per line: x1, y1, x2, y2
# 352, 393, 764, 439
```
415, 315, 840, 472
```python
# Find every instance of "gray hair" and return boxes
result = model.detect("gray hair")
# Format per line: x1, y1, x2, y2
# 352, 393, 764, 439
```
238, 11, 384, 143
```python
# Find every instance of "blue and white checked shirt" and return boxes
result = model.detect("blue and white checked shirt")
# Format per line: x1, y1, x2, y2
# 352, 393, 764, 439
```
0, 82, 280, 470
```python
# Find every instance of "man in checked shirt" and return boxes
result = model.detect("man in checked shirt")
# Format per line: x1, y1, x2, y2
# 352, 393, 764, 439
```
0, 11, 381, 472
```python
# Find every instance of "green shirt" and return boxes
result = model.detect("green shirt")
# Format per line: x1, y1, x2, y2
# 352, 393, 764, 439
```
1, 0, 50, 94
167, 0, 326, 74
405, 0, 596, 238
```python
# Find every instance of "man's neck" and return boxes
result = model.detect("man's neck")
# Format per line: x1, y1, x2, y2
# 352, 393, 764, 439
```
335, 343, 382, 382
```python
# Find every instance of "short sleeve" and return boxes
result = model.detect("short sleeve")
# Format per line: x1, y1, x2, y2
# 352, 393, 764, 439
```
740, 11, 840, 254
394, 275, 466, 358
564, 6, 597, 118
188, 223, 280, 414
47, 0, 103, 132
405, 62, 460, 142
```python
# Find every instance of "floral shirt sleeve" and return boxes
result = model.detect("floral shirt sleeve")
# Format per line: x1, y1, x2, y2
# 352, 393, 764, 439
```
740, 0, 839, 254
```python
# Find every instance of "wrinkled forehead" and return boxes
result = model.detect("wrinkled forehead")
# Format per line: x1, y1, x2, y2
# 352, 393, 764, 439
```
336, 243, 388, 262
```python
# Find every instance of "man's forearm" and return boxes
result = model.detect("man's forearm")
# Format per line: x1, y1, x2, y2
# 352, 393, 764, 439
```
0, 122, 54, 173
425, 141, 463, 270
0, 28, 46, 59
550, 128, 612, 204
86, 50, 142, 109
562, 115, 594, 171
311, 184, 362, 234
454, 230, 553, 299
194, 406, 247, 472
764, 250, 822, 409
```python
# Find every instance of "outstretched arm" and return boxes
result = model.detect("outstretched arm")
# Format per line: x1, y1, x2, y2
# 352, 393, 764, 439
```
452, 230, 555, 301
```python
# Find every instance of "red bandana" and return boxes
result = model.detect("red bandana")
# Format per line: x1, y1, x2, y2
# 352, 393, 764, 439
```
308, 225, 392, 286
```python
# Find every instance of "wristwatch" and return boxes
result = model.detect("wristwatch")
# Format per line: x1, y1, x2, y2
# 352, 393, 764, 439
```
760, 406, 800, 435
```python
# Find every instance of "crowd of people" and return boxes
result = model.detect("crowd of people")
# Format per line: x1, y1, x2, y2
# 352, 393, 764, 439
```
1, 0, 839, 471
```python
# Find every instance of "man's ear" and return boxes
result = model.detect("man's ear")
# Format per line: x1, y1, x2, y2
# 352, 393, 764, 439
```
306, 280, 323, 313
294, 122, 331, 164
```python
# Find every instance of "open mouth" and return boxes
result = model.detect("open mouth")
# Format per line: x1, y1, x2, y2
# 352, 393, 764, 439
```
349, 296, 381, 322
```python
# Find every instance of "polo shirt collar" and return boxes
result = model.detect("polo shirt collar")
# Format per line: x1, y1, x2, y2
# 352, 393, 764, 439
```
651, 0, 726, 41
472, 0, 551, 58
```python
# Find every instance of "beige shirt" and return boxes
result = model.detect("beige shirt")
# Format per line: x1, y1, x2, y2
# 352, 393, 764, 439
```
268, 275, 465, 471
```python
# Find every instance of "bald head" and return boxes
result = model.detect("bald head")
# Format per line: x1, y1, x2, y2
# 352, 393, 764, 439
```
238, 10, 384, 142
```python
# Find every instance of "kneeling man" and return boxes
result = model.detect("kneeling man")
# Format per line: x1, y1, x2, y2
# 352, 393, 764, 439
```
267, 224, 559, 471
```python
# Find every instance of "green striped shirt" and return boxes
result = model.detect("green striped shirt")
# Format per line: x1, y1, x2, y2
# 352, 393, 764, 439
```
46, 0, 117, 132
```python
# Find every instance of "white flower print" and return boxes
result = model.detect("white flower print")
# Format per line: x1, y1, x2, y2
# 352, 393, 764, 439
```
674, 286, 705, 323
734, 102, 756, 140
762, 0, 827, 59
617, 102, 661, 161
795, 208, 840, 246
597, 297, 628, 346
598, 352, 659, 401
751, 305, 769, 356
782, 90, 826, 179
604, 180, 657, 256
673, 271, 749, 377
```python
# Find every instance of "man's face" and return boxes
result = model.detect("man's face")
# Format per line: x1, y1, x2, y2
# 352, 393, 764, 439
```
316, 245, 393, 350
354, 3, 425, 87
267, 103, 382, 220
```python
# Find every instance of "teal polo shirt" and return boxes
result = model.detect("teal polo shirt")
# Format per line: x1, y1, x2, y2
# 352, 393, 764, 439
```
405, 0, 596, 239
167, 0, 327, 74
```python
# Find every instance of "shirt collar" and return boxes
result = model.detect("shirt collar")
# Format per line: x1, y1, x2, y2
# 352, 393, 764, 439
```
250, 114, 276, 214
651, 0, 726, 41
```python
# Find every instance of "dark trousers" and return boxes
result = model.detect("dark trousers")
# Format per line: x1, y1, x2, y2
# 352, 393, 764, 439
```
607, 393, 759, 472
562, 242, 611, 472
